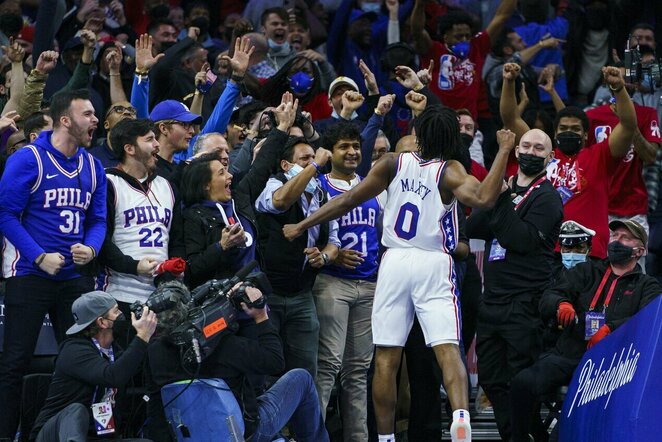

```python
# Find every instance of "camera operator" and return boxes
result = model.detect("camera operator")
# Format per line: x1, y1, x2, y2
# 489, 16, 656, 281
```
30, 291, 157, 442
147, 283, 329, 442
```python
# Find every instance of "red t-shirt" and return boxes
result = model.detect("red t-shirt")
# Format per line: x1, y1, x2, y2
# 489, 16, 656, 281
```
546, 140, 620, 258
302, 92, 332, 121
471, 160, 488, 182
586, 104, 661, 216
422, 32, 491, 119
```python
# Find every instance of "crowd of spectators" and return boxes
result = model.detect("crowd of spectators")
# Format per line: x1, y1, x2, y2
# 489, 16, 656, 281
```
0, 0, 661, 441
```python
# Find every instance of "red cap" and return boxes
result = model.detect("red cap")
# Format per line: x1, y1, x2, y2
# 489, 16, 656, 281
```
17, 25, 34, 43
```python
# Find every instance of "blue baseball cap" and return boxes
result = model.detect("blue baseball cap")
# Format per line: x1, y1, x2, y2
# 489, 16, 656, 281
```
349, 9, 378, 25
150, 100, 202, 124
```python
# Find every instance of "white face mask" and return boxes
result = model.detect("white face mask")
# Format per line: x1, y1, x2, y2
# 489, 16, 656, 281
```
285, 163, 317, 194
360, 2, 382, 13
268, 39, 290, 52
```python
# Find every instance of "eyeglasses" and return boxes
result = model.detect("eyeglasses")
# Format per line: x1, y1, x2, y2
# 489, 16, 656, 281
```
162, 120, 195, 130
109, 105, 137, 115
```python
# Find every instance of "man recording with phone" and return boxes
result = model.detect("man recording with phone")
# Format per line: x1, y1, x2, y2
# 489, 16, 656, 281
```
146, 282, 329, 442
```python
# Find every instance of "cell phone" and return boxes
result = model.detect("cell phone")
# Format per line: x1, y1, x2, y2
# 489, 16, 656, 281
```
197, 69, 218, 94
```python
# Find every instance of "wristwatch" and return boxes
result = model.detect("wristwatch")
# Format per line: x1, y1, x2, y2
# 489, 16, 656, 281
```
321, 253, 330, 265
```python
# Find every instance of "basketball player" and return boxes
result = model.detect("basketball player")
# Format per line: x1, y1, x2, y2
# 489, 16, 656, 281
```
284, 99, 516, 442
0, 90, 107, 439
100, 118, 184, 308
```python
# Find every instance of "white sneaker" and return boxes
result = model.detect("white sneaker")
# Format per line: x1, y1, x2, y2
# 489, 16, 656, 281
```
450, 409, 472, 442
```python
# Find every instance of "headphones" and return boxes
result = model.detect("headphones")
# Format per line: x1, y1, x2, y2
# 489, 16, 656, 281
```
380, 42, 419, 73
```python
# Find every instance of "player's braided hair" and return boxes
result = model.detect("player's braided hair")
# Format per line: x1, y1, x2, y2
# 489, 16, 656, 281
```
414, 104, 463, 162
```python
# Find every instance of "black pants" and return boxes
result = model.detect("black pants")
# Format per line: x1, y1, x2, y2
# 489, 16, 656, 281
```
0, 275, 93, 439
404, 317, 444, 441
510, 353, 577, 442
460, 255, 482, 354
476, 298, 541, 442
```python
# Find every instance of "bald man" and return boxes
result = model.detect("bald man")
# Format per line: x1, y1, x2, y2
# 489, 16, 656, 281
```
395, 135, 419, 153
465, 127, 563, 441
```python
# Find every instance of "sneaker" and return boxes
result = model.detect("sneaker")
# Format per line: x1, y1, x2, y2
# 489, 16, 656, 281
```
450, 410, 472, 442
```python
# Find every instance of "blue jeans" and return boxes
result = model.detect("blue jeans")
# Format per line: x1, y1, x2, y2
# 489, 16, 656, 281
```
253, 369, 329, 442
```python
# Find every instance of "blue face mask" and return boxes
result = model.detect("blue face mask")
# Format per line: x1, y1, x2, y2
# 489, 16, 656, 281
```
289, 71, 314, 95
451, 41, 470, 59
268, 39, 290, 52
561, 252, 588, 269
285, 164, 318, 194
360, 2, 382, 13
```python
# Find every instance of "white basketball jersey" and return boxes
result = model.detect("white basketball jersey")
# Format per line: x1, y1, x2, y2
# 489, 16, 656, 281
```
382, 152, 458, 253
104, 174, 175, 303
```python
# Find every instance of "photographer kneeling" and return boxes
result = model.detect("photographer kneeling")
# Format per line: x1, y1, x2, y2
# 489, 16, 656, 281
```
30, 291, 158, 442
147, 282, 329, 442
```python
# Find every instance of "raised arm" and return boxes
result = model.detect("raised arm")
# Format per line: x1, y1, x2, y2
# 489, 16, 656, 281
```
283, 153, 395, 240
106, 46, 128, 104
443, 129, 515, 209
485, 0, 517, 39
500, 63, 531, 141
604, 66, 637, 158
410, 0, 433, 56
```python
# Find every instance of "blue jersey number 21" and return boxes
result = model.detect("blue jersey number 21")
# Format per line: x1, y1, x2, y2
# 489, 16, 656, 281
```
394, 202, 420, 240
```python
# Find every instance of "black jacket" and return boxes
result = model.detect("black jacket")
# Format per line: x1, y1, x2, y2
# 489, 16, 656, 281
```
539, 259, 661, 361
146, 319, 285, 440
30, 337, 148, 440
256, 173, 329, 294
183, 129, 289, 288
466, 175, 564, 303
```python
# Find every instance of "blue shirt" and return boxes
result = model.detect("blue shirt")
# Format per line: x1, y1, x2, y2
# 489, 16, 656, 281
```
0, 131, 107, 279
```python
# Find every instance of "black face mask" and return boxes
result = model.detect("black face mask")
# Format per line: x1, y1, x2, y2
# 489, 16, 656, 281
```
518, 153, 546, 176
457, 133, 474, 172
160, 41, 176, 52
607, 241, 635, 264
191, 17, 210, 37
555, 131, 583, 156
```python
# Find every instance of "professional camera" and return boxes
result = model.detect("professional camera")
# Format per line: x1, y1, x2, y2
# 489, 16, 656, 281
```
130, 281, 191, 319
168, 261, 272, 363
623, 36, 661, 88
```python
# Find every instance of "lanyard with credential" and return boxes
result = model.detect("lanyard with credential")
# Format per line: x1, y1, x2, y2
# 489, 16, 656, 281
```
513, 176, 546, 211
589, 267, 619, 312
91, 338, 116, 403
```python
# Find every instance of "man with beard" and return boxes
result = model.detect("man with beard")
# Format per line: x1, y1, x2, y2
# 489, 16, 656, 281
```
100, 118, 185, 313
0, 90, 107, 439
500, 63, 637, 259
510, 220, 661, 442
466, 128, 564, 441
89, 101, 138, 168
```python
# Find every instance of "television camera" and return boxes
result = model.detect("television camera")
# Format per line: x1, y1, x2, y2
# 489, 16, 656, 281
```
623, 35, 661, 88
131, 260, 271, 363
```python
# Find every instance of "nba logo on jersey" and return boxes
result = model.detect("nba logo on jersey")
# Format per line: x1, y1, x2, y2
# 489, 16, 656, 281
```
651, 120, 660, 138
594, 125, 611, 143
438, 54, 455, 90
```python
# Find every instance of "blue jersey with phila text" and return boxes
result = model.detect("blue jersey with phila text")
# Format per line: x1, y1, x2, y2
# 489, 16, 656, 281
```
0, 131, 107, 280
318, 173, 382, 281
